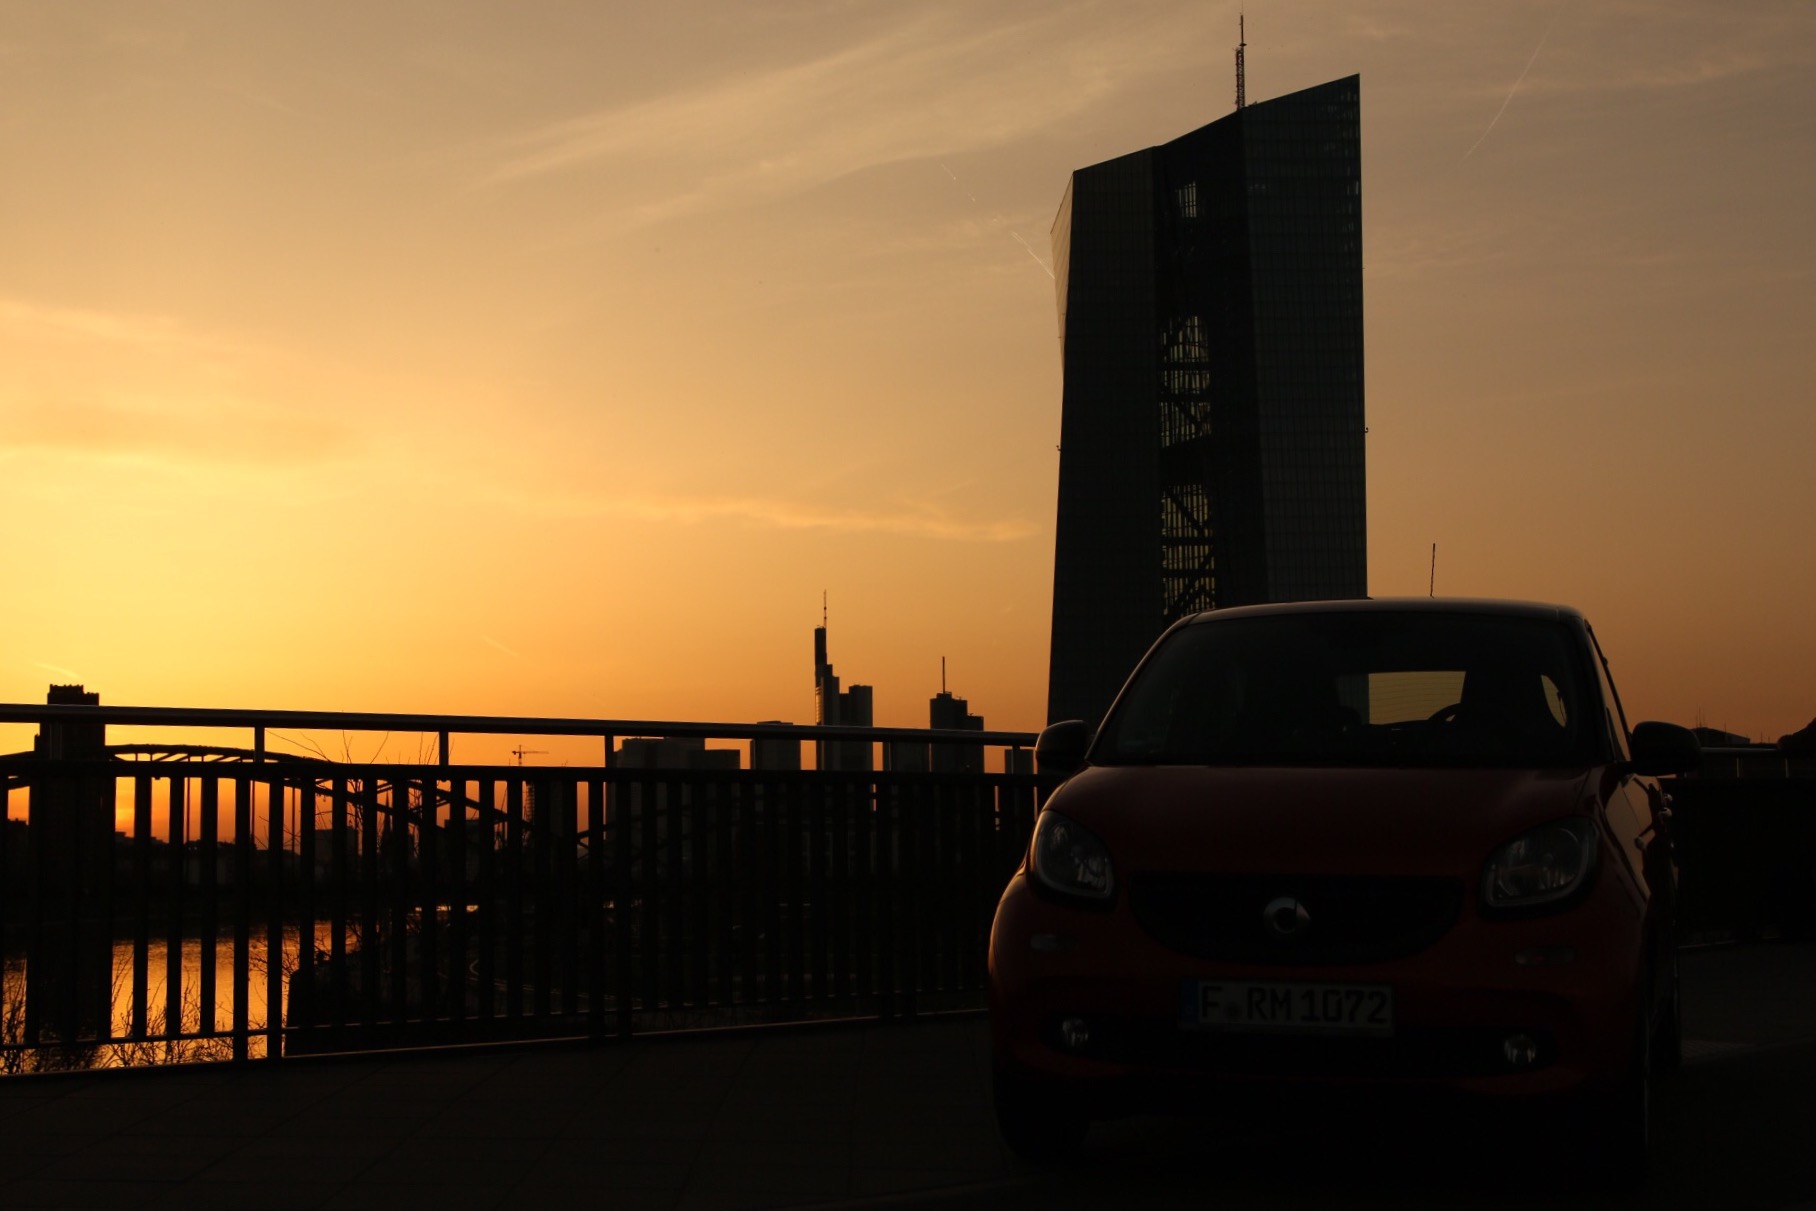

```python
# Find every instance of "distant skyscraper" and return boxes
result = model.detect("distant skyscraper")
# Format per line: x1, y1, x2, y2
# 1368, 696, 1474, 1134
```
1047, 74, 1368, 726
814, 613, 873, 771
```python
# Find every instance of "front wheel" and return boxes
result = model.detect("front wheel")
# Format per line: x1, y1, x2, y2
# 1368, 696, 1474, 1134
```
993, 1067, 1088, 1164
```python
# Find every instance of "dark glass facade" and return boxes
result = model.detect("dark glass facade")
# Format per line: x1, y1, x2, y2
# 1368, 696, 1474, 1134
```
1048, 76, 1367, 726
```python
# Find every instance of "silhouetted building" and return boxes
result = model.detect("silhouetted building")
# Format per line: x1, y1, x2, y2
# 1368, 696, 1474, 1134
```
752, 723, 803, 772
615, 737, 741, 771
1047, 75, 1368, 726
929, 690, 985, 774
814, 620, 873, 771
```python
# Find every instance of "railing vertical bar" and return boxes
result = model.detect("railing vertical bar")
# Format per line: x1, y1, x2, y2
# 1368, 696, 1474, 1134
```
559, 779, 581, 1021
688, 782, 709, 1009
232, 776, 252, 1061
639, 778, 659, 1012
586, 778, 606, 1038
875, 783, 895, 1022
712, 781, 737, 1008
831, 780, 852, 1006
296, 777, 318, 1047
965, 779, 989, 991
419, 772, 440, 1030
763, 779, 781, 1008
389, 778, 409, 1031
360, 780, 381, 1036
809, 778, 829, 1007
937, 779, 958, 995
198, 776, 219, 1039
505, 778, 525, 1023
663, 777, 684, 1013
446, 778, 468, 1030
94, 767, 116, 1046
612, 771, 634, 1036
853, 778, 873, 1009
736, 782, 759, 1009
902, 781, 922, 1021
131, 774, 152, 1040
476, 778, 497, 1025
263, 775, 284, 1061
785, 781, 805, 1010
329, 778, 349, 1031
532, 777, 553, 1023
165, 775, 186, 1044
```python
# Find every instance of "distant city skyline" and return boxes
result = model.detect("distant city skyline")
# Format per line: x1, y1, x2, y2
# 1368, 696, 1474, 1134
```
2, 3, 1812, 744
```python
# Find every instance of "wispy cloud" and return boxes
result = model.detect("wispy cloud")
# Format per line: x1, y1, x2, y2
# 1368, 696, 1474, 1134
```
476, 2, 1210, 226
489, 485, 1036, 543
0, 393, 347, 466
0, 296, 254, 364
481, 635, 523, 659
34, 661, 82, 681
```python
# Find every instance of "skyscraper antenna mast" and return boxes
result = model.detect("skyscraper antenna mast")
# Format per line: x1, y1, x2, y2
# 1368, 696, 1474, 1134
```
1235, 13, 1246, 110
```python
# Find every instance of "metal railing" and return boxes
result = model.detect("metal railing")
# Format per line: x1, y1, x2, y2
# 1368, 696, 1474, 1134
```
0, 703, 1047, 1074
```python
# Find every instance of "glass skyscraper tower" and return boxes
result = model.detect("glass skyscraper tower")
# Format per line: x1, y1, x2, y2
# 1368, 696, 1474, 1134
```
1047, 76, 1367, 726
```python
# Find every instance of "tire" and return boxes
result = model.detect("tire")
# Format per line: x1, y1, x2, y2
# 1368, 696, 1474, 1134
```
993, 1067, 1088, 1164
1582, 1007, 1652, 1190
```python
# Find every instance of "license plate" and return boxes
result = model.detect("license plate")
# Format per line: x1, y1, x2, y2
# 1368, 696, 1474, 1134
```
1181, 980, 1394, 1036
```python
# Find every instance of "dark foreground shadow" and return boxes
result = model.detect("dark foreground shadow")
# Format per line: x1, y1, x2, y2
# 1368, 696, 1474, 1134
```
872, 1039, 1816, 1210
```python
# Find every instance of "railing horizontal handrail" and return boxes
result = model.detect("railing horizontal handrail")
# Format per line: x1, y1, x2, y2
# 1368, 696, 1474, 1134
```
0, 703, 1038, 748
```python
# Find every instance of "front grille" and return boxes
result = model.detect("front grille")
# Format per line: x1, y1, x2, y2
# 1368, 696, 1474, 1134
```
1127, 872, 1464, 965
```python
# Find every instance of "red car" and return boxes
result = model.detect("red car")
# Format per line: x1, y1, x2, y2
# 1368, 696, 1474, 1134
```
990, 599, 1698, 1166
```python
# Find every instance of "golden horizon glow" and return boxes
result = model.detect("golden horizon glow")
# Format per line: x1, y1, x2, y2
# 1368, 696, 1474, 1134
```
3, 2, 1813, 743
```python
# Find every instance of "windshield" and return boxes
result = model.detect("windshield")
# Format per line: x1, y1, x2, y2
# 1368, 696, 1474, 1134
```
1094, 612, 1600, 768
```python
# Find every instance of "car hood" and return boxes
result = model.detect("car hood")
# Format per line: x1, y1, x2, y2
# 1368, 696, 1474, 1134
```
1045, 764, 1598, 879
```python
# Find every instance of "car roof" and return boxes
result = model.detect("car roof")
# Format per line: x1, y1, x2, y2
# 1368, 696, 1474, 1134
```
1176, 597, 1586, 627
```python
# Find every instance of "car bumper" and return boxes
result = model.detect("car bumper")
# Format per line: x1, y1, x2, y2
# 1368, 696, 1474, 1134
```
988, 870, 1643, 1107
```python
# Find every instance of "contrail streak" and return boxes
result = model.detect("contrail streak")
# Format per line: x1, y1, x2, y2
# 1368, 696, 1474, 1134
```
1463, 1, 1568, 161
1012, 231, 1055, 279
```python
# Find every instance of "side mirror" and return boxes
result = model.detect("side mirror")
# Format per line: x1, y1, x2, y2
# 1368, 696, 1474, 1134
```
1630, 721, 1702, 777
1035, 720, 1093, 775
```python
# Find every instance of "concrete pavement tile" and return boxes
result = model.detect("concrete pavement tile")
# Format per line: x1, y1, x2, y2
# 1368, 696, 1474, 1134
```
513, 1157, 690, 1192
611, 1073, 739, 1104
32, 1142, 223, 1184
847, 1137, 1007, 1173
549, 1135, 700, 1165
848, 1167, 1025, 1200
706, 1099, 853, 1143
125, 1108, 293, 1137
231, 1133, 400, 1160
198, 1148, 377, 1184
695, 1138, 849, 1169
322, 1180, 512, 1211
620, 1039, 754, 1081
496, 1185, 678, 1211
573, 1100, 717, 1141
12, 1095, 164, 1132
140, 1178, 342, 1210
675, 1161, 850, 1211
0, 1129, 99, 1157
418, 1102, 573, 1138
0, 1178, 164, 1209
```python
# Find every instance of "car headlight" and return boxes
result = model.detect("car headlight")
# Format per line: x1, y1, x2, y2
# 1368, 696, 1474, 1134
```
1030, 809, 1114, 901
1481, 818, 1598, 911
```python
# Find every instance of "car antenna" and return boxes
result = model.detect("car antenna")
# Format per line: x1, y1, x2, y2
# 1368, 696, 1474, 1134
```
1429, 543, 1437, 597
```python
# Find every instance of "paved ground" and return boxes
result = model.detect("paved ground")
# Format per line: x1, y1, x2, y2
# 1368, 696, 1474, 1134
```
0, 943, 1811, 1210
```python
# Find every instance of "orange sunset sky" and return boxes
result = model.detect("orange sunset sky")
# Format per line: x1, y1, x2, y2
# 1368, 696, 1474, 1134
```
2, 1, 1812, 745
